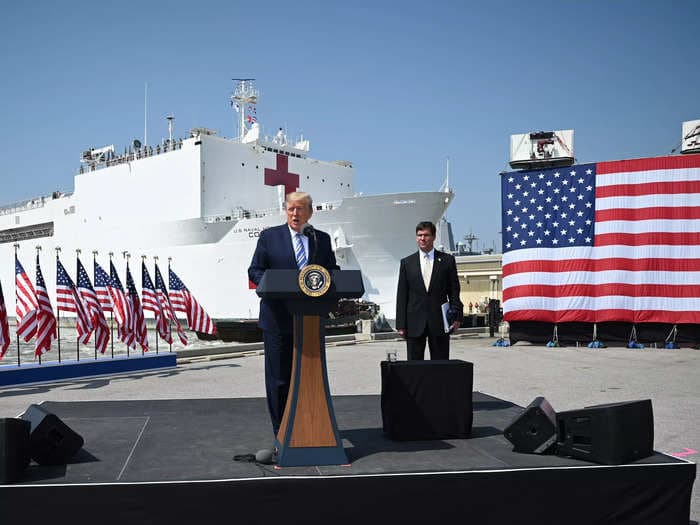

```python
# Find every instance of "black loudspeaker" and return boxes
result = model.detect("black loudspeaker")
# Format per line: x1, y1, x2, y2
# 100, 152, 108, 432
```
503, 396, 557, 453
556, 399, 654, 465
20, 405, 84, 465
0, 418, 31, 483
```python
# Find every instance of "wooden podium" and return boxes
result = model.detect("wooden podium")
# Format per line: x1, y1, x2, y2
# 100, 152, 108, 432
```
256, 268, 364, 467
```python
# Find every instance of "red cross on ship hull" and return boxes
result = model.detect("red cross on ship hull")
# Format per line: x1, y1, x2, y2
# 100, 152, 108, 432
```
265, 154, 300, 196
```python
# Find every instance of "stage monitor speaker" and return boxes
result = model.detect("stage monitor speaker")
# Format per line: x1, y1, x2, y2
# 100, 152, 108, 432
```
20, 404, 84, 466
0, 418, 31, 483
503, 396, 556, 454
556, 399, 653, 465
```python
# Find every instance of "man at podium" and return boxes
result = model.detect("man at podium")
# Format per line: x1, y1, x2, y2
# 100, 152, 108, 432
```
248, 191, 340, 439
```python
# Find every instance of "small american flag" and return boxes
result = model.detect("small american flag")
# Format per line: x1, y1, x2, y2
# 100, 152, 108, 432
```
168, 268, 187, 313
56, 258, 93, 344
35, 254, 57, 357
94, 261, 114, 313
169, 266, 216, 335
110, 261, 134, 348
15, 256, 37, 342
155, 263, 187, 345
108, 261, 131, 331
126, 263, 148, 351
0, 280, 10, 359
142, 262, 172, 344
77, 257, 110, 354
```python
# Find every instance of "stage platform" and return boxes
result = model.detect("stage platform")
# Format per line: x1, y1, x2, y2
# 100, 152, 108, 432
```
1, 393, 695, 525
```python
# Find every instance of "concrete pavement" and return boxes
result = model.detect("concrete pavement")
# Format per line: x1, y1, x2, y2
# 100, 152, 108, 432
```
0, 333, 697, 521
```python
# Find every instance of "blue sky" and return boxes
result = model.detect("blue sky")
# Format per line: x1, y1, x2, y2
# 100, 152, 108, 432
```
2, 1, 698, 253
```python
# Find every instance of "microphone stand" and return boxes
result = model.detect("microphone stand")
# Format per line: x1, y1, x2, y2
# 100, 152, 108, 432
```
310, 229, 317, 265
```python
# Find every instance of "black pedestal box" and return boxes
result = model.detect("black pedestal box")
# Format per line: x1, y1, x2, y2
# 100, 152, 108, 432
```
381, 360, 473, 441
0, 418, 31, 483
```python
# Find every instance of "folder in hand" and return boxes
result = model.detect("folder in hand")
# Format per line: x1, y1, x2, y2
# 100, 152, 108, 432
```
441, 302, 450, 333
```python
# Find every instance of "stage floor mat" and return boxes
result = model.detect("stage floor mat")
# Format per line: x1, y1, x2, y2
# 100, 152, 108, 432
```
2, 394, 695, 525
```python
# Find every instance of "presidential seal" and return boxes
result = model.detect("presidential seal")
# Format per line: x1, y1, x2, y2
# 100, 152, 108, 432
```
298, 264, 332, 297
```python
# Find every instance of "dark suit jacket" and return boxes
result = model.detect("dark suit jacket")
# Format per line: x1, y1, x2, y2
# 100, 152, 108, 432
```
395, 250, 463, 338
248, 223, 339, 333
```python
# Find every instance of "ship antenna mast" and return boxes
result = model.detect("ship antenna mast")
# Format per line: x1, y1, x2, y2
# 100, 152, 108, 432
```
231, 78, 259, 141
464, 231, 479, 254
166, 114, 174, 145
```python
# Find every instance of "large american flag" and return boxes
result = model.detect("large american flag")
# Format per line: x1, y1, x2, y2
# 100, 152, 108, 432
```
142, 262, 172, 344
56, 258, 92, 344
155, 263, 187, 345
77, 257, 110, 354
501, 155, 700, 324
35, 254, 57, 356
0, 280, 10, 359
126, 263, 148, 351
169, 266, 216, 335
15, 256, 37, 342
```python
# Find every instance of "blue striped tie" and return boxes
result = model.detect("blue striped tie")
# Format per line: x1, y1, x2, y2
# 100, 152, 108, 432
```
294, 233, 307, 269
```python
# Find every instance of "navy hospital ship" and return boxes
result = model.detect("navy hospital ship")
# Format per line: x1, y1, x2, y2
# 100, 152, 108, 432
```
0, 80, 454, 323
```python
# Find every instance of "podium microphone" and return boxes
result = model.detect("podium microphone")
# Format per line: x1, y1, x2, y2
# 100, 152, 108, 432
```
301, 223, 317, 264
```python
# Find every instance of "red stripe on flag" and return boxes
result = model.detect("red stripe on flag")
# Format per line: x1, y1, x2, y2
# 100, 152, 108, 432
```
596, 206, 700, 221
595, 232, 700, 246
503, 283, 700, 301
504, 257, 700, 275
596, 180, 700, 198
597, 155, 700, 175
503, 309, 700, 324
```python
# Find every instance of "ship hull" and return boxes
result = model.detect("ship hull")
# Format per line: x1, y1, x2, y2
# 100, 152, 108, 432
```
1, 191, 451, 322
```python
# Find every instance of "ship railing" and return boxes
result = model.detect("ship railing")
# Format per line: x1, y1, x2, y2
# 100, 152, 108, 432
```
0, 199, 46, 216
0, 191, 72, 216
77, 138, 185, 174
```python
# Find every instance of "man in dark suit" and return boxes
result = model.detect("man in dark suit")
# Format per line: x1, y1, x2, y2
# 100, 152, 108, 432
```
396, 221, 463, 360
248, 191, 339, 441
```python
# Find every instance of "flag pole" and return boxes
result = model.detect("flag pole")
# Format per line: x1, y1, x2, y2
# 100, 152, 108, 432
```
143, 254, 157, 354
76, 248, 93, 361
55, 247, 63, 363
92, 250, 100, 359
156, 255, 172, 353
35, 245, 42, 366
141, 254, 158, 355
123, 251, 130, 358
168, 256, 173, 352
13, 243, 20, 367
108, 251, 114, 358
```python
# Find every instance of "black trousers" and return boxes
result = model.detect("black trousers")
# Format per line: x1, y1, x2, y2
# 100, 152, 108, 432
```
406, 325, 450, 360
263, 331, 294, 436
